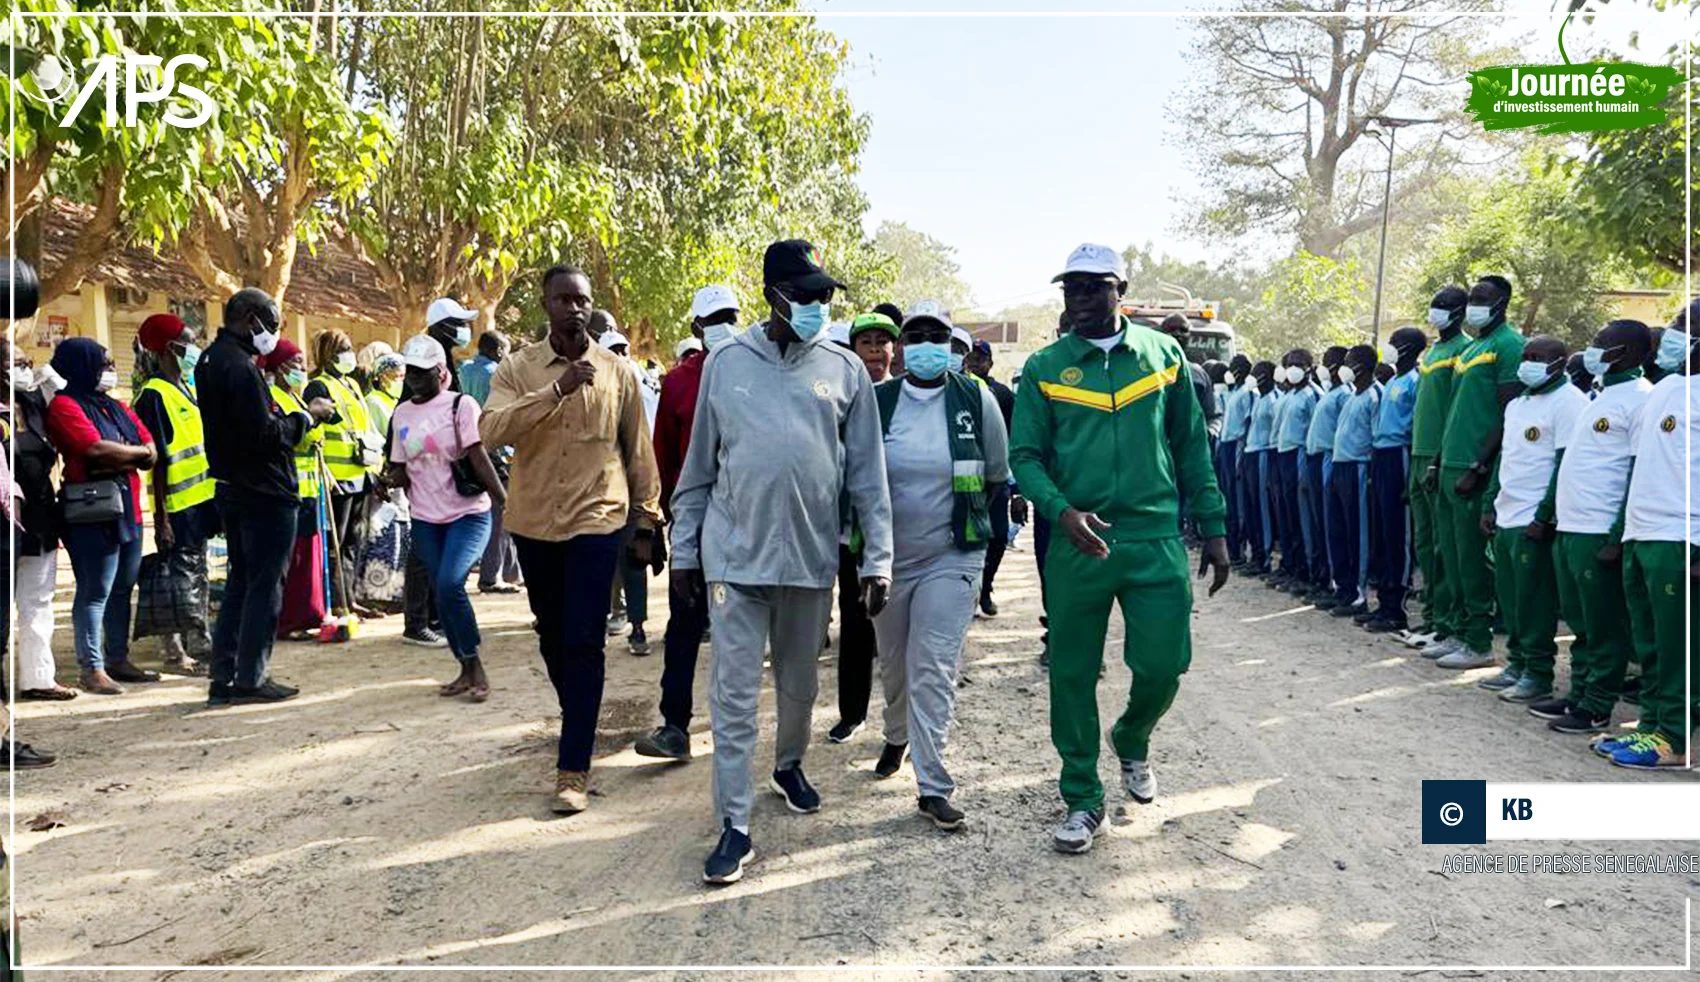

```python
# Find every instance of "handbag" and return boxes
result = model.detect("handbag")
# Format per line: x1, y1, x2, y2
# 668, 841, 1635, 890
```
447, 394, 487, 497
60, 479, 124, 525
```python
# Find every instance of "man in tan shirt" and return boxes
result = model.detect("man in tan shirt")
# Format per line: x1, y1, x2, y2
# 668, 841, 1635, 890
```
481, 263, 662, 815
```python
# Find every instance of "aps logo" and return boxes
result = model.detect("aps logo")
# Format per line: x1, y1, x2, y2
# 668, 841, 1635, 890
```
26, 52, 215, 129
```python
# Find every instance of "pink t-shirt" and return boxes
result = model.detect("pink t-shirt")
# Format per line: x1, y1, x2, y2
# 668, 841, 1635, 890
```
388, 392, 491, 524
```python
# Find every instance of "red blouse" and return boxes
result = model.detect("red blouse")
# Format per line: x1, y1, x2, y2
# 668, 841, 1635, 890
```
45, 395, 150, 527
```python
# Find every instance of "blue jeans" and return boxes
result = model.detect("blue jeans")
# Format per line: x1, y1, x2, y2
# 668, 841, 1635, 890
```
412, 511, 493, 663
63, 525, 144, 672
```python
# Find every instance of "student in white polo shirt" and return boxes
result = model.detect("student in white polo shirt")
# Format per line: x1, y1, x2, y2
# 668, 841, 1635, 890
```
1478, 336, 1587, 705
1593, 303, 1699, 769
1526, 320, 1655, 735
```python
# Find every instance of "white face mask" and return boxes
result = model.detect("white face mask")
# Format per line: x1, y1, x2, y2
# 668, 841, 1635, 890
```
1320, 374, 1334, 391
1337, 365, 1356, 386
1379, 343, 1399, 367
335, 351, 357, 374
1224, 371, 1237, 386
1283, 365, 1305, 385
252, 326, 279, 356
97, 370, 119, 392
37, 365, 65, 396
10, 365, 37, 392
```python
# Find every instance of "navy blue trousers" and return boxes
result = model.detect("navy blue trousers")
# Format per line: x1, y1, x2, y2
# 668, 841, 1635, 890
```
1327, 459, 1369, 607
1300, 452, 1332, 593
1217, 439, 1243, 562
1240, 450, 1270, 571
1272, 449, 1306, 580
1368, 445, 1413, 621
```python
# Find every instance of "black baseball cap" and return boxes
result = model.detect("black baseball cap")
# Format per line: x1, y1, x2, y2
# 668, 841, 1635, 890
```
763, 239, 847, 292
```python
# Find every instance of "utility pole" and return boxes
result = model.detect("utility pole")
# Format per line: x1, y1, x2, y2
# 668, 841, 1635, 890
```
1367, 116, 1438, 347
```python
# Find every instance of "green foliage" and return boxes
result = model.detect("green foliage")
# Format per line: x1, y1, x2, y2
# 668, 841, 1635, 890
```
1121, 243, 1257, 320
1235, 251, 1370, 358
1408, 153, 1628, 348
871, 221, 970, 312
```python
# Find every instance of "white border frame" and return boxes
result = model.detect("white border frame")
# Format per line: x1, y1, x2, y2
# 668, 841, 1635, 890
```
7, 4, 1695, 974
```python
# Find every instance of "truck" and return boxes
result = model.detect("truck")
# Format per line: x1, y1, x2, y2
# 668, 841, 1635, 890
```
1119, 282, 1237, 365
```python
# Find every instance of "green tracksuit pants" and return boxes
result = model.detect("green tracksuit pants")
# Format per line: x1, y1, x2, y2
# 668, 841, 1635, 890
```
1622, 540, 1696, 754
1409, 454, 1454, 638
1491, 525, 1559, 688
1553, 531, 1632, 717
1046, 536, 1192, 813
1436, 466, 1495, 652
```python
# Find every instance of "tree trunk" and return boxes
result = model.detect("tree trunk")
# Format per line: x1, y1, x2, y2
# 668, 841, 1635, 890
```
2, 142, 55, 252
39, 160, 127, 306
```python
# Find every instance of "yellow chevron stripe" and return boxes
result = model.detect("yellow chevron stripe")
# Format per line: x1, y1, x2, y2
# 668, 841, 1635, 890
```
1420, 356, 1458, 375
1039, 382, 1114, 411
1458, 351, 1498, 373
1113, 365, 1178, 407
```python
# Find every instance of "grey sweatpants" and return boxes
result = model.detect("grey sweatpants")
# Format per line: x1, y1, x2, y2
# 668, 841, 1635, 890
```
874, 557, 981, 799
709, 582, 835, 829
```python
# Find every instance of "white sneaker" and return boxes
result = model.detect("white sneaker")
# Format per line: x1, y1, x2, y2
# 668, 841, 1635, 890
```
1401, 629, 1438, 649
1422, 637, 1461, 661
1435, 646, 1496, 670
1120, 758, 1157, 804
1051, 809, 1106, 854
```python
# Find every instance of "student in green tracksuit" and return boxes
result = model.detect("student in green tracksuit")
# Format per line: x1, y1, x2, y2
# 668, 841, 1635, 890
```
1010, 242, 1229, 857
1594, 303, 1698, 769
1401, 286, 1470, 652
1426, 275, 1525, 669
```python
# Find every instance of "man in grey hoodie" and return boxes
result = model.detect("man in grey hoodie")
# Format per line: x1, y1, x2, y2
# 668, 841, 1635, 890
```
671, 239, 894, 886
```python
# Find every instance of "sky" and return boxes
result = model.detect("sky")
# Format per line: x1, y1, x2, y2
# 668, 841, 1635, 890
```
816, 0, 1687, 310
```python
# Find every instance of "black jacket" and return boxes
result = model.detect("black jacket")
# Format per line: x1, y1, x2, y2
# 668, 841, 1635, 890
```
4, 390, 59, 555
195, 329, 309, 503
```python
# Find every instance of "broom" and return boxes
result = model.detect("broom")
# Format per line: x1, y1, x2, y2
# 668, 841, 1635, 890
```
316, 450, 361, 643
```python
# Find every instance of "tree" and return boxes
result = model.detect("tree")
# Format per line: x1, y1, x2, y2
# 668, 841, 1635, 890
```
177, 12, 389, 304
1235, 250, 1370, 357
1409, 154, 1629, 347
872, 220, 970, 312
1175, 0, 1505, 258
1121, 243, 1259, 319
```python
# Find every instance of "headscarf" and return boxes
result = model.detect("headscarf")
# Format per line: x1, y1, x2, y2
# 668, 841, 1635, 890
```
50, 337, 141, 445
260, 337, 303, 374
138, 313, 186, 353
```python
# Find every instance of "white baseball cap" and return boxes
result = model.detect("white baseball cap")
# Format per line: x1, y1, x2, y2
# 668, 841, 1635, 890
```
904, 299, 953, 332
426, 297, 478, 329
690, 284, 739, 321
400, 333, 446, 370
950, 325, 973, 349
1052, 242, 1125, 283
675, 337, 704, 359
598, 330, 630, 351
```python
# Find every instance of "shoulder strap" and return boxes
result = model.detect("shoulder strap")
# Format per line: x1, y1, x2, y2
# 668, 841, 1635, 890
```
451, 393, 465, 458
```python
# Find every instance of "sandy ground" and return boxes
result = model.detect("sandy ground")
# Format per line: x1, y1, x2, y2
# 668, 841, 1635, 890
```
12, 538, 1699, 981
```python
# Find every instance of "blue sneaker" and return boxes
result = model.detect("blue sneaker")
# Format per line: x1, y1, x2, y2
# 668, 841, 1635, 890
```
1589, 732, 1637, 759
1609, 733, 1683, 770
769, 764, 822, 814
703, 820, 754, 885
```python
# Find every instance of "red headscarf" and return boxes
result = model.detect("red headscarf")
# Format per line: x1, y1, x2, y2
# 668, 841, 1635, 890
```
138, 313, 186, 353
259, 337, 303, 373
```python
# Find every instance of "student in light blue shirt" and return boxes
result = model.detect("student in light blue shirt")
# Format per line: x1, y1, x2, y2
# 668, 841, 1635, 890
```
1302, 346, 1349, 604
1271, 349, 1320, 592
1217, 354, 1255, 565
1326, 345, 1382, 612
1363, 328, 1428, 632
1243, 362, 1282, 574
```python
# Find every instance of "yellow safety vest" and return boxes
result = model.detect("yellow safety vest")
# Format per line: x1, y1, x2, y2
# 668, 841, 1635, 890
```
271, 384, 325, 502
139, 378, 215, 514
312, 370, 374, 483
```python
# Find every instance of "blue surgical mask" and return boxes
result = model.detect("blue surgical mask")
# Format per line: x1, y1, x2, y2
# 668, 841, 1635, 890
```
1582, 345, 1617, 377
1428, 307, 1452, 329
1655, 329, 1691, 372
1516, 360, 1557, 388
783, 301, 829, 342
454, 325, 472, 349
949, 352, 965, 373
1464, 305, 1494, 333
285, 369, 308, 390
704, 323, 736, 349
179, 343, 202, 375
903, 342, 951, 381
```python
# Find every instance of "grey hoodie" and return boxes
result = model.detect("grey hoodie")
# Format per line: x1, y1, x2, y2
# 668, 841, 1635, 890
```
671, 323, 893, 588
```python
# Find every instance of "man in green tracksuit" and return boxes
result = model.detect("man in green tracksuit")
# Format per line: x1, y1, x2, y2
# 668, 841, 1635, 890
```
1426, 275, 1524, 669
1010, 243, 1229, 857
1401, 285, 1470, 652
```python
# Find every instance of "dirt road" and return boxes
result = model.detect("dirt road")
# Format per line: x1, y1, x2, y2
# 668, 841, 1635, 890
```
14, 543, 1697, 980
